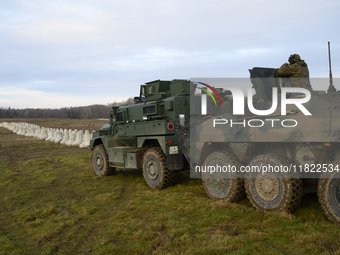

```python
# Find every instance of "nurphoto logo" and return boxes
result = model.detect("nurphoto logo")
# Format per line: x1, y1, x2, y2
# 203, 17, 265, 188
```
200, 85, 312, 117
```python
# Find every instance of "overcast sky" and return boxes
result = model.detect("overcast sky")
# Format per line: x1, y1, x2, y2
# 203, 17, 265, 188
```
1, 0, 339, 109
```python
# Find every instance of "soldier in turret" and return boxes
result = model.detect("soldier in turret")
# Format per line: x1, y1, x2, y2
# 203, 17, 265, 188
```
278, 54, 312, 90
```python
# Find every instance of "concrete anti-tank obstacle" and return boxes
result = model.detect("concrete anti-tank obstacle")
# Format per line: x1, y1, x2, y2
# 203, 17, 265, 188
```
60, 130, 70, 145
46, 129, 54, 141
20, 123, 27, 134
28, 124, 35, 137
25, 127, 32, 137
1, 122, 8, 130
13, 123, 19, 134
37, 127, 43, 139
7, 122, 16, 131
12, 125, 19, 133
25, 125, 35, 137
53, 128, 62, 142
32, 125, 40, 136
9, 123, 17, 132
19, 123, 27, 135
17, 123, 25, 135
50, 128, 56, 142
61, 129, 68, 143
21, 127, 27, 136
13, 123, 21, 134
33, 127, 40, 138
0, 122, 7, 129
49, 128, 55, 142
17, 124, 23, 135
62, 129, 71, 145
39, 128, 48, 140
34, 127, 42, 138
54, 130, 63, 143
12, 123, 18, 132
72, 130, 83, 146
57, 129, 64, 143
17, 126, 23, 135
2, 122, 90, 149
9, 123, 16, 131
62, 129, 73, 145
66, 130, 77, 146
5, 122, 13, 131
24, 124, 32, 136
79, 130, 91, 148
30, 127, 36, 137
11, 124, 16, 133
21, 123, 29, 136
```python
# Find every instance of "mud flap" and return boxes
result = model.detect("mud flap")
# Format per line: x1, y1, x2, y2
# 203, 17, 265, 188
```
167, 154, 184, 170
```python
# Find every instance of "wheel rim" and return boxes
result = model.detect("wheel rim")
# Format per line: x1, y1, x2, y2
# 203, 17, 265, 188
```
210, 177, 229, 192
147, 159, 159, 180
255, 172, 280, 201
95, 154, 104, 170
206, 157, 230, 192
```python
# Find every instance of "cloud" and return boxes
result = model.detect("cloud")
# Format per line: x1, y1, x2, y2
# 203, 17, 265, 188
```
0, 0, 339, 109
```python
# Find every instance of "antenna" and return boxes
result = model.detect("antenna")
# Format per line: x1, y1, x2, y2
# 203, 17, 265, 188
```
327, 41, 336, 93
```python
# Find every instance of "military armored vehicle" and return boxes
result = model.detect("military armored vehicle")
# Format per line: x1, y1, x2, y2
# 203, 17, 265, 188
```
89, 45, 340, 226
89, 79, 195, 190
177, 68, 340, 226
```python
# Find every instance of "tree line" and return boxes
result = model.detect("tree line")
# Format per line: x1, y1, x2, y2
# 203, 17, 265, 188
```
0, 98, 134, 119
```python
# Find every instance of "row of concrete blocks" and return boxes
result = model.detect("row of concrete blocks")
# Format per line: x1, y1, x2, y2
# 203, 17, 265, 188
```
0, 122, 92, 148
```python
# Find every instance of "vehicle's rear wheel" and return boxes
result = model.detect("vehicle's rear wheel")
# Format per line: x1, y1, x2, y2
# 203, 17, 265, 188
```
142, 147, 175, 190
201, 151, 245, 202
318, 159, 340, 226
92, 144, 116, 176
245, 153, 303, 213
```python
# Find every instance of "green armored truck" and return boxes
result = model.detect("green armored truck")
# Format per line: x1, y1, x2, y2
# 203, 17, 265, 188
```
89, 79, 194, 189
89, 79, 230, 190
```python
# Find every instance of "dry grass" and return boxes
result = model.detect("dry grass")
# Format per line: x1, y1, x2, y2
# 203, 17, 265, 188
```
1, 119, 340, 254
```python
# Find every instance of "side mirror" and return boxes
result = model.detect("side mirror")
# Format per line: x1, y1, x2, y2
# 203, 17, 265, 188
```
134, 96, 140, 103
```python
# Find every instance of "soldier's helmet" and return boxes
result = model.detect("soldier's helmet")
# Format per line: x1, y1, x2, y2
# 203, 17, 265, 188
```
288, 54, 301, 64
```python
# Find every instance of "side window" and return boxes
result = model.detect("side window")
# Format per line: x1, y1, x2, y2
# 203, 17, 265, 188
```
140, 85, 147, 101
116, 112, 123, 122
148, 85, 154, 95
143, 105, 156, 115
141, 86, 146, 97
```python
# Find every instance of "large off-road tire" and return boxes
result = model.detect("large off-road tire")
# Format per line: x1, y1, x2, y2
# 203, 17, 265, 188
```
201, 151, 245, 202
142, 147, 175, 190
92, 144, 116, 176
318, 159, 340, 226
245, 153, 303, 213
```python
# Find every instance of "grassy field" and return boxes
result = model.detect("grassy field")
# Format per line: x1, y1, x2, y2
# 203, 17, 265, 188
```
1, 119, 340, 255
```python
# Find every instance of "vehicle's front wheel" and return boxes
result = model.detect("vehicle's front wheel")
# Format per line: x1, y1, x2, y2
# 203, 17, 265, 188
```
142, 147, 175, 190
92, 144, 116, 176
